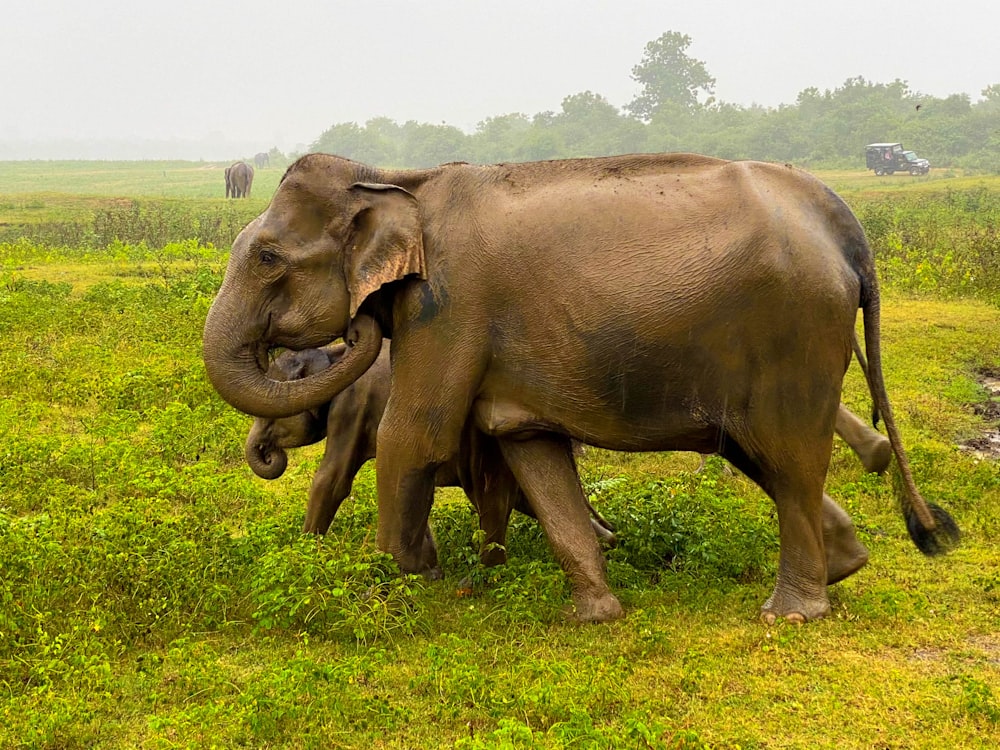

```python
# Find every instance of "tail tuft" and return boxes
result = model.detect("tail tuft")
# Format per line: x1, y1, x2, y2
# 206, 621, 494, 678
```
905, 503, 961, 556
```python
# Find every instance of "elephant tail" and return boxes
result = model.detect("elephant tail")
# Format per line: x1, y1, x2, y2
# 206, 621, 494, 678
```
858, 272, 960, 555
850, 331, 880, 428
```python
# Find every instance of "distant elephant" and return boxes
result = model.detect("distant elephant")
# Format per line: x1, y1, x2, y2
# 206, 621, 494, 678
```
225, 161, 254, 198
204, 153, 959, 623
244, 344, 616, 565
254, 152, 270, 170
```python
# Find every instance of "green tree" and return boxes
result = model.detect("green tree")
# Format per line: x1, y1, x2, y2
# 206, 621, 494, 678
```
398, 121, 469, 167
469, 113, 532, 163
552, 91, 646, 157
513, 114, 565, 162
626, 31, 716, 121
310, 120, 399, 164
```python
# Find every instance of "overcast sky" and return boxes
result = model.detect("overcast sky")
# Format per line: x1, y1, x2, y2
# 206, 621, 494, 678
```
4, 0, 998, 159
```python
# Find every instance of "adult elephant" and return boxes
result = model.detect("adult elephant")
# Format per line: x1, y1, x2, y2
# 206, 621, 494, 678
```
225, 161, 254, 198
255, 152, 270, 170
203, 153, 959, 623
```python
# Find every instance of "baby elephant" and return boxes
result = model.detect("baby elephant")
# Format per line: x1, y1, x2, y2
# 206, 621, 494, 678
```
245, 345, 615, 565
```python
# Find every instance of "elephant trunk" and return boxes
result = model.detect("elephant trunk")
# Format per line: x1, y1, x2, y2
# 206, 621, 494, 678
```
245, 438, 289, 479
202, 309, 383, 419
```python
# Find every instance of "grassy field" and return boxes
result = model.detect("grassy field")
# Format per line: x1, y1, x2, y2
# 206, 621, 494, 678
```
0, 160, 290, 200
1, 161, 999, 748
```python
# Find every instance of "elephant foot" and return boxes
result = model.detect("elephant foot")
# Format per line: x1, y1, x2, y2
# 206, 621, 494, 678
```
391, 534, 441, 579
826, 543, 869, 585
836, 406, 892, 475
479, 545, 508, 568
760, 591, 831, 624
859, 435, 892, 475
823, 495, 870, 585
571, 591, 624, 623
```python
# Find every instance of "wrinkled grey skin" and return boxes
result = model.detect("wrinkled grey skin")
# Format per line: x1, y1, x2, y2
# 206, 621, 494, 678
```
244, 345, 616, 566
254, 152, 270, 170
225, 162, 254, 198
204, 153, 958, 623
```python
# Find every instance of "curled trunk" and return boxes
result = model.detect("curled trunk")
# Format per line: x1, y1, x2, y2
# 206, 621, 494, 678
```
203, 313, 383, 419
245, 440, 289, 479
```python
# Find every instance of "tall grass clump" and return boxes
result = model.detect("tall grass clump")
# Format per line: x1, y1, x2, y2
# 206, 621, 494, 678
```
0, 198, 260, 250
849, 187, 1000, 305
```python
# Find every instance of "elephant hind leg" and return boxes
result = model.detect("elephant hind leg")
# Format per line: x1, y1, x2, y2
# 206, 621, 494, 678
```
498, 433, 623, 623
822, 494, 869, 584
836, 404, 891, 474
719, 434, 832, 623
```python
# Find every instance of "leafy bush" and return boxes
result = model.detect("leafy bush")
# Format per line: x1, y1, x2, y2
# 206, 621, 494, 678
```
585, 458, 778, 585
848, 188, 1000, 305
249, 535, 424, 642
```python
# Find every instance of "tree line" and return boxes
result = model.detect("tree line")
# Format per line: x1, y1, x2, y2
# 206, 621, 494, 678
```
310, 32, 1000, 172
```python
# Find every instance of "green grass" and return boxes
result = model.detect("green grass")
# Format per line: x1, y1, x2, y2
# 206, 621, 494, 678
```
1, 167, 999, 748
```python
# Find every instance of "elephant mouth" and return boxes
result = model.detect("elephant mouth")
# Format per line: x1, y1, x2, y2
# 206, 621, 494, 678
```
261, 317, 348, 360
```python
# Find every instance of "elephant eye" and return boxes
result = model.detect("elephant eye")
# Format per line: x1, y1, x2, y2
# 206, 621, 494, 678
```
259, 248, 278, 266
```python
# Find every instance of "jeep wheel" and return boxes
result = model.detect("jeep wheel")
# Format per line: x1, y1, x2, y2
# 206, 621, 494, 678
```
910, 167, 921, 175
874, 167, 884, 176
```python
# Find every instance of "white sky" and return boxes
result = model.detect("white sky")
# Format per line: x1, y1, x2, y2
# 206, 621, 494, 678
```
4, 0, 998, 159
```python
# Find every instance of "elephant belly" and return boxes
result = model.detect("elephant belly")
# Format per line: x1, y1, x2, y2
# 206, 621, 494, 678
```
474, 295, 851, 454
474, 348, 738, 454
474, 393, 722, 453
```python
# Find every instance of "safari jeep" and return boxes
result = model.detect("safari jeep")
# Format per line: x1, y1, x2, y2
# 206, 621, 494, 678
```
865, 143, 931, 175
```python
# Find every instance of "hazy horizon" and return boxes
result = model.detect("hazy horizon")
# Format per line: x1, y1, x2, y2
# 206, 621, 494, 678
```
4, 0, 998, 161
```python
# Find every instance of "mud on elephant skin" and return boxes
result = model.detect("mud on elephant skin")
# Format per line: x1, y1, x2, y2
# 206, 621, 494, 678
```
204, 152, 960, 624
244, 344, 616, 567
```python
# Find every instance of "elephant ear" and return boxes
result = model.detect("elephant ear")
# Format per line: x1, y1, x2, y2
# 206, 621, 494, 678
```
344, 183, 426, 317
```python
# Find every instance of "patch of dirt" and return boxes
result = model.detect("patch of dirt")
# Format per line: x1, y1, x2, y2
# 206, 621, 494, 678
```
968, 634, 1000, 665
960, 368, 1000, 459
909, 647, 947, 663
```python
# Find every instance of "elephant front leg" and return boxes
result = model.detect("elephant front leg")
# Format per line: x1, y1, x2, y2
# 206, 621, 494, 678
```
498, 433, 623, 623
302, 454, 362, 534
303, 431, 375, 534
458, 430, 525, 567
375, 462, 441, 578
373, 410, 454, 579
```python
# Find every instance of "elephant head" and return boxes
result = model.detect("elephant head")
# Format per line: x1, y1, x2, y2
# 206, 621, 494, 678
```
203, 155, 422, 418
244, 347, 340, 478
